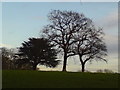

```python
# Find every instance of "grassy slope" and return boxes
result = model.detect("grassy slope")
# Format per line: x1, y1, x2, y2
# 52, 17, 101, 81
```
2, 70, 119, 88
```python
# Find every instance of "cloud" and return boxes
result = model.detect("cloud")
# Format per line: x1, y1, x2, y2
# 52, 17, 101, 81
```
104, 34, 118, 55
103, 11, 118, 29
104, 34, 118, 64
95, 10, 118, 30
0, 43, 14, 48
105, 34, 118, 46
95, 9, 118, 57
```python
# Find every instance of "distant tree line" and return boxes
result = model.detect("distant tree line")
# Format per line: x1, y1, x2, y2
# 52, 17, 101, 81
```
1, 38, 60, 70
1, 47, 16, 70
96, 69, 114, 73
1, 10, 108, 72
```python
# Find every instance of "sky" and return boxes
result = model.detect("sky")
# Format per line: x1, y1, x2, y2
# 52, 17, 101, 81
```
1, 2, 118, 72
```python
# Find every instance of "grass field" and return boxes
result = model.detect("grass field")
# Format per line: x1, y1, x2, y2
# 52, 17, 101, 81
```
2, 70, 119, 88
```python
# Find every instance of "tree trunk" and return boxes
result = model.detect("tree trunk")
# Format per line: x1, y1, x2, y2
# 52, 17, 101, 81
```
81, 63, 85, 72
62, 52, 67, 72
32, 63, 37, 70
79, 55, 85, 72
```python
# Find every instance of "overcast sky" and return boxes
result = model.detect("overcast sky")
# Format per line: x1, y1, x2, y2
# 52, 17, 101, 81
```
1, 2, 118, 72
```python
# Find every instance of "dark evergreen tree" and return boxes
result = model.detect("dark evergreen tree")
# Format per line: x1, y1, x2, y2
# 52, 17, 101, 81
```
16, 38, 60, 70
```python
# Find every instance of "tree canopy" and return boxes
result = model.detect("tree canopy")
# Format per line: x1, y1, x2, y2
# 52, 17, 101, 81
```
16, 38, 60, 70
42, 10, 107, 71
71, 24, 107, 72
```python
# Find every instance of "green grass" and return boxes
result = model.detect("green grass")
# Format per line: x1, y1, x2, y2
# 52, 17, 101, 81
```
2, 70, 119, 88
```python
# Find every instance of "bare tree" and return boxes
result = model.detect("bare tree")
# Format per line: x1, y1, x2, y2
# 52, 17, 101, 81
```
72, 23, 107, 72
42, 10, 91, 71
